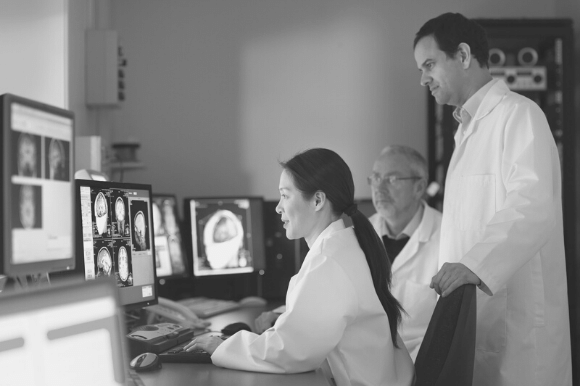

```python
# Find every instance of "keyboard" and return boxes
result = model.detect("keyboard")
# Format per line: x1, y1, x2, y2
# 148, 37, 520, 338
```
158, 341, 213, 364
177, 297, 240, 318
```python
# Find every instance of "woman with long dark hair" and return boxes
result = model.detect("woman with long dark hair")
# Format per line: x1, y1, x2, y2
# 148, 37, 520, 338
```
186, 148, 413, 386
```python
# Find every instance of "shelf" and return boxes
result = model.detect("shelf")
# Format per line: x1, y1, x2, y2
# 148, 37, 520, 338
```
110, 161, 144, 170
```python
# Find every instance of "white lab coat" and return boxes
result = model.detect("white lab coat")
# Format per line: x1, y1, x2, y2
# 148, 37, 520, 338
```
440, 79, 572, 386
212, 219, 414, 386
369, 202, 441, 361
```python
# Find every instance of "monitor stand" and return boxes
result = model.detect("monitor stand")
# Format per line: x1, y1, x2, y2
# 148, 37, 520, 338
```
0, 275, 8, 294
2, 272, 51, 294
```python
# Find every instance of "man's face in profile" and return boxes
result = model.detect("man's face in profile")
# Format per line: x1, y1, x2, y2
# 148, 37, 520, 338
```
414, 35, 465, 107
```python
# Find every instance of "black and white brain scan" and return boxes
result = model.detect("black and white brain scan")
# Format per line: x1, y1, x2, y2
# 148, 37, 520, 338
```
17, 133, 38, 177
134, 211, 147, 251
152, 202, 163, 236
95, 192, 108, 236
115, 197, 127, 236
115, 197, 125, 222
19, 185, 36, 229
118, 246, 129, 282
96, 247, 112, 277
203, 210, 244, 269
168, 235, 185, 272
162, 201, 177, 234
48, 138, 65, 180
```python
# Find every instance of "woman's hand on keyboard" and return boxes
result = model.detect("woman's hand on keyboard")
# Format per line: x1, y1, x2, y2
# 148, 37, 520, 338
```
254, 311, 279, 334
184, 335, 225, 355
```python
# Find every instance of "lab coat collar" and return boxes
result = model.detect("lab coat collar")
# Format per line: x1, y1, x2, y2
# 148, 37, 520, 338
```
391, 202, 437, 271
454, 79, 507, 146
309, 218, 346, 254
471, 79, 509, 122
462, 78, 497, 122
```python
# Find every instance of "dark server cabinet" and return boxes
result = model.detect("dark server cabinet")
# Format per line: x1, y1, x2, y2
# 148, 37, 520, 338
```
426, 18, 577, 383
261, 201, 303, 301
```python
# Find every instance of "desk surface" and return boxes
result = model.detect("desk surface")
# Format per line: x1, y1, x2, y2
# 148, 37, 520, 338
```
134, 304, 329, 386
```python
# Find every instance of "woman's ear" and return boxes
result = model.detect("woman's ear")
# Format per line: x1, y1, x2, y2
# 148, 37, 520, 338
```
313, 191, 326, 212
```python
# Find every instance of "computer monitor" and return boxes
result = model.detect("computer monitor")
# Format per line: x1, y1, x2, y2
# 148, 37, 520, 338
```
74, 179, 158, 310
184, 196, 266, 277
0, 93, 75, 278
152, 194, 188, 279
0, 277, 129, 386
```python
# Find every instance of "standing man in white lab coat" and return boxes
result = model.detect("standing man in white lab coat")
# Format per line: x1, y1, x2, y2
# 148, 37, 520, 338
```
413, 12, 572, 386
368, 145, 441, 361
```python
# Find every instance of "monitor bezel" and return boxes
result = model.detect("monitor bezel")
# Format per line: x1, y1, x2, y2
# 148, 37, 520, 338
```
0, 276, 129, 384
183, 195, 266, 278
74, 179, 158, 310
152, 193, 189, 280
0, 93, 75, 277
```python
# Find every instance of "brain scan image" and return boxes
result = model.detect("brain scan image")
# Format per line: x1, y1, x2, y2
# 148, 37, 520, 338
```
19, 185, 36, 229
94, 192, 108, 236
115, 197, 126, 235
117, 246, 129, 282
152, 202, 164, 236
48, 138, 65, 180
203, 210, 244, 270
133, 211, 147, 251
162, 201, 177, 234
17, 133, 38, 177
168, 236, 185, 272
96, 247, 112, 277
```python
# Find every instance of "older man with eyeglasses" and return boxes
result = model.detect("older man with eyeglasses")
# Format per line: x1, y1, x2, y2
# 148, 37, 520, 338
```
368, 145, 441, 361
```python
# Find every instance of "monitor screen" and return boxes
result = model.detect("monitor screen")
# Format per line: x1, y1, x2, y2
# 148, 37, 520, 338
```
0, 93, 75, 277
0, 277, 128, 386
75, 179, 157, 310
152, 194, 187, 279
184, 196, 266, 277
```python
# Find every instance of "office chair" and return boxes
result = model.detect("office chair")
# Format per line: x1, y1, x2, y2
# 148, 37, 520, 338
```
414, 284, 477, 386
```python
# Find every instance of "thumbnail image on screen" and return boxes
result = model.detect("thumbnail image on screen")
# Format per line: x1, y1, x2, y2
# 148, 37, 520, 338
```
77, 180, 157, 309
186, 197, 265, 277
152, 195, 187, 278
1, 93, 74, 276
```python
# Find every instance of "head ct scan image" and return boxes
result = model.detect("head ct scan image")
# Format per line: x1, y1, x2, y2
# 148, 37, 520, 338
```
152, 195, 187, 278
46, 137, 70, 181
15, 132, 41, 178
11, 184, 42, 230
190, 198, 256, 276
79, 184, 153, 292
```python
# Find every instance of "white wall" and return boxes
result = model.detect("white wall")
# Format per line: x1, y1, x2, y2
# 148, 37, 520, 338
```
2, 1, 576, 203
0, 0, 68, 107
107, 0, 571, 203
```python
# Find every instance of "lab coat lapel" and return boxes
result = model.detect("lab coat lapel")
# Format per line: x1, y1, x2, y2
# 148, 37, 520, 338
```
459, 80, 510, 145
448, 81, 510, 179
391, 203, 433, 273
391, 236, 417, 273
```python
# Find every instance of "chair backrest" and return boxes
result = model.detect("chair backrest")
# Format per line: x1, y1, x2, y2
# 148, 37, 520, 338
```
414, 284, 477, 386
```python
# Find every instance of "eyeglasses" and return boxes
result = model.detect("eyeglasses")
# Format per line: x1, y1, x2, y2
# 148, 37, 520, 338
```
367, 174, 422, 186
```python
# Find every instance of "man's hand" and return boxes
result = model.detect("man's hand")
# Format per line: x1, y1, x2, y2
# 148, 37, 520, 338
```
254, 311, 279, 334
183, 334, 225, 355
430, 262, 481, 297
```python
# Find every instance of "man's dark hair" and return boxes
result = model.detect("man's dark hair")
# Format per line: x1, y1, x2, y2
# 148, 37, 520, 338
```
414, 12, 489, 68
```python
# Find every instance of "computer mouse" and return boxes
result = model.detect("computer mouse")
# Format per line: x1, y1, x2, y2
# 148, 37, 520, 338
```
129, 352, 162, 372
221, 322, 252, 336
239, 296, 267, 307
